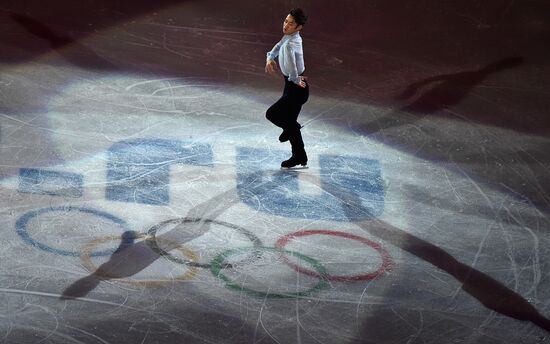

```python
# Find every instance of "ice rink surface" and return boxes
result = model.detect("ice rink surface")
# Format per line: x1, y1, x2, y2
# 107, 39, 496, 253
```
1, 1, 549, 343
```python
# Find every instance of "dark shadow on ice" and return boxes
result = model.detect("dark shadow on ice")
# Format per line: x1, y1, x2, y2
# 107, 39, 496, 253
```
315, 177, 550, 333
1, 0, 192, 64
398, 56, 524, 113
61, 181, 279, 299
10, 13, 116, 70
11, 13, 73, 48
402, 183, 549, 229
61, 230, 157, 299
362, 56, 524, 134
9, 305, 263, 343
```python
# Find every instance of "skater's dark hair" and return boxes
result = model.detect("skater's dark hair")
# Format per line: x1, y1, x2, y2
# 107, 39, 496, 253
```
289, 8, 307, 26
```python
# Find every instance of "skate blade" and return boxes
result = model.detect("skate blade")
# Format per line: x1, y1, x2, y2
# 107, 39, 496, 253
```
281, 165, 309, 170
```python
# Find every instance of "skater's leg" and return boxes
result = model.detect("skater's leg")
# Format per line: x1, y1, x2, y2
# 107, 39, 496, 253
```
277, 86, 306, 141
280, 78, 309, 142
266, 96, 290, 129
267, 98, 302, 142
281, 127, 307, 168
278, 108, 302, 142
267, 76, 309, 148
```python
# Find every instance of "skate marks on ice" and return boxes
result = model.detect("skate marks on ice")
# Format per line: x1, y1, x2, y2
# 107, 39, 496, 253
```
16, 206, 130, 257
237, 147, 385, 221
61, 230, 200, 298
35, 139, 548, 321
43, 147, 390, 298
314, 174, 550, 334
19, 168, 84, 198
361, 56, 525, 135
10, 13, 117, 70
59, 160, 393, 299
59, 187, 262, 299
106, 138, 213, 205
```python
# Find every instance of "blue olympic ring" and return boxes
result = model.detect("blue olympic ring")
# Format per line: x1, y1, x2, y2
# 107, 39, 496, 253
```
16, 206, 130, 257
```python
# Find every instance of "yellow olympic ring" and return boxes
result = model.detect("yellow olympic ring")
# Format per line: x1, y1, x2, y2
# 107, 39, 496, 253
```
80, 234, 199, 287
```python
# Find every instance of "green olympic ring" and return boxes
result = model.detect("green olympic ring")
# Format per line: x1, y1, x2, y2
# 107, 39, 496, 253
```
210, 246, 329, 299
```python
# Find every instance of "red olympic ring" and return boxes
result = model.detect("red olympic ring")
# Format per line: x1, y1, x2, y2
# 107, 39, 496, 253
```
274, 229, 392, 282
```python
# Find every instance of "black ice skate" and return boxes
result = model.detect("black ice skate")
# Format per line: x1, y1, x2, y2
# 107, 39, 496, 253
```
282, 126, 308, 168
281, 151, 308, 169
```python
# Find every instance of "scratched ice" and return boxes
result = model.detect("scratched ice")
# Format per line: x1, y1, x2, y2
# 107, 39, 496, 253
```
1, 1, 550, 343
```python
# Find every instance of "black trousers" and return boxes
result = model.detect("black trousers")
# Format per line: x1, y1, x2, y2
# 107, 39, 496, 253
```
266, 76, 309, 154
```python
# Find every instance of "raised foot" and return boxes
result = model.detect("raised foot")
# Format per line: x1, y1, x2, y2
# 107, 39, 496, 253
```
278, 131, 290, 142
279, 125, 304, 143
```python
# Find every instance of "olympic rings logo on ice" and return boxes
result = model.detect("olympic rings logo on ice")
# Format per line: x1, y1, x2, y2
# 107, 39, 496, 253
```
14, 138, 389, 298
16, 206, 393, 298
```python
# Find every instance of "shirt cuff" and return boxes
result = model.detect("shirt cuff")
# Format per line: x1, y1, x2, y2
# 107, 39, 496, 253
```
288, 75, 300, 84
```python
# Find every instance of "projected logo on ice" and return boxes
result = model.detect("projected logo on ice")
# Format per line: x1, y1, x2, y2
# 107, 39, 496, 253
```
31, 75, 386, 221
6, 75, 395, 299
18, 139, 384, 221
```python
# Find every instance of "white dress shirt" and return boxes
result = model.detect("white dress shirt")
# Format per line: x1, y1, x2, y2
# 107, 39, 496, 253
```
266, 32, 305, 85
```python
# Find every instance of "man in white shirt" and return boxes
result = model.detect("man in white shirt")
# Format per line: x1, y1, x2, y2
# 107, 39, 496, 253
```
265, 8, 309, 168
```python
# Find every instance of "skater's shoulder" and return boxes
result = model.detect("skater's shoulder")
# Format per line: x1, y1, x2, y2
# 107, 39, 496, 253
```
288, 31, 302, 42
286, 34, 303, 50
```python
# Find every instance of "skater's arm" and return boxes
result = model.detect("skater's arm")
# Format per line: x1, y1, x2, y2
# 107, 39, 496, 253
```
265, 59, 278, 74
266, 38, 283, 62
265, 38, 283, 75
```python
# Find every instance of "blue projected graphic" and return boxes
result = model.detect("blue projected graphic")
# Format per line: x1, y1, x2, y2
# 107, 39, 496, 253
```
19, 168, 83, 197
236, 147, 385, 221
106, 139, 213, 205
16, 140, 384, 220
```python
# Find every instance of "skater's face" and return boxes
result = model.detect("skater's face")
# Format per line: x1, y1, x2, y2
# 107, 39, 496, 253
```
283, 14, 302, 35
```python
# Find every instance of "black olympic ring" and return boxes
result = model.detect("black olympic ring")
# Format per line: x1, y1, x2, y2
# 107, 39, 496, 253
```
146, 217, 264, 269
